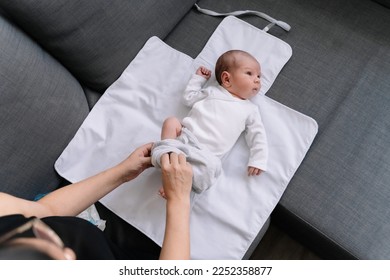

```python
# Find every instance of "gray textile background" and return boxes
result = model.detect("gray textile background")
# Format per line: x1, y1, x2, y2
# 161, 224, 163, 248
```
167, 0, 390, 259
0, 0, 197, 93
0, 16, 89, 200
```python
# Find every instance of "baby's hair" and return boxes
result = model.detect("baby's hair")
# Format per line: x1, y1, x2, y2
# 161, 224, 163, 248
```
215, 50, 256, 85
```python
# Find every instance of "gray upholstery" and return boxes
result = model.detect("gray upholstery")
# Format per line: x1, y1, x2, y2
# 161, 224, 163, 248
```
262, 0, 390, 260
281, 44, 390, 259
1, 0, 197, 92
0, 16, 89, 200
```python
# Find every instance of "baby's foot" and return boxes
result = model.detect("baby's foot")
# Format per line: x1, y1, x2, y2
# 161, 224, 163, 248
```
158, 186, 167, 199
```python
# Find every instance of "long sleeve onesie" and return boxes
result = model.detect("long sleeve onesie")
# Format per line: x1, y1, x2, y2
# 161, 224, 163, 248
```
181, 74, 268, 171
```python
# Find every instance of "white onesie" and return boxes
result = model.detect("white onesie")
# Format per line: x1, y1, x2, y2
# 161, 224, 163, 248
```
151, 74, 269, 193
182, 74, 268, 171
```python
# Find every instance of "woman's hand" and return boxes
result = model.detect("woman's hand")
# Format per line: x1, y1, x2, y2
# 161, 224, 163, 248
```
160, 153, 193, 203
119, 142, 153, 183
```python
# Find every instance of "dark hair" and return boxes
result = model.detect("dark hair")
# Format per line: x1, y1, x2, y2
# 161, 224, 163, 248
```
215, 50, 256, 85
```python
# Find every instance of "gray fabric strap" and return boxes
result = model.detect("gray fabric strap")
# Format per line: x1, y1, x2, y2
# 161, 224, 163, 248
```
194, 4, 291, 32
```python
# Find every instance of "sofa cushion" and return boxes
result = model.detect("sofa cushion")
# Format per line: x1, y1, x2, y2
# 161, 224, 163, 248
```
278, 45, 390, 259
0, 0, 197, 93
265, 0, 390, 259
0, 17, 89, 200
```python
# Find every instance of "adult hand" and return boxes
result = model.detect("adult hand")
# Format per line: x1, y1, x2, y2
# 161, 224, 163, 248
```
119, 142, 153, 183
160, 153, 193, 202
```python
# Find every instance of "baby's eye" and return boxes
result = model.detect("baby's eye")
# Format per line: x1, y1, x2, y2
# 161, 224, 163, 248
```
246, 71, 252, 75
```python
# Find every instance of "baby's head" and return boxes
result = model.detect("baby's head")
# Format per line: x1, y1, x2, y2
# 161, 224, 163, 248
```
215, 50, 261, 100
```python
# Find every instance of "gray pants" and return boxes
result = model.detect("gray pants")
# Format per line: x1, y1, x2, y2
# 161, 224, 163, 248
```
151, 127, 222, 193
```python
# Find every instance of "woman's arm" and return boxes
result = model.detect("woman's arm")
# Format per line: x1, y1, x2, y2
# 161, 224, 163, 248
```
0, 143, 153, 218
159, 153, 193, 260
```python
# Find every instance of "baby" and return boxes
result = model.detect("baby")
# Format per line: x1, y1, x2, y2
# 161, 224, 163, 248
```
152, 50, 268, 196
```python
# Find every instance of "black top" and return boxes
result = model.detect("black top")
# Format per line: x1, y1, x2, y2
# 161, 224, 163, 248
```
0, 214, 130, 260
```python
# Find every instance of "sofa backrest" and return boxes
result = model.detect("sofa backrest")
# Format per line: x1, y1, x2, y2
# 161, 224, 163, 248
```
0, 0, 197, 93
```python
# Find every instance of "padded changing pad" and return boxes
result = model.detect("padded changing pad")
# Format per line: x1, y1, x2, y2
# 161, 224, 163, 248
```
55, 16, 318, 259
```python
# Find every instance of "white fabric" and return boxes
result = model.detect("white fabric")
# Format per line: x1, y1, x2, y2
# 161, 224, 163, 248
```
55, 16, 318, 259
181, 74, 268, 170
194, 4, 291, 32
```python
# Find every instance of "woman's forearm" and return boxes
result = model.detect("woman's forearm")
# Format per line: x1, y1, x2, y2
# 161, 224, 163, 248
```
37, 164, 127, 217
159, 199, 191, 260
36, 143, 153, 217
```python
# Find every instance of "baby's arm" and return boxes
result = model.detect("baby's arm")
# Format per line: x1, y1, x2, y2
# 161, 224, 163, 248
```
182, 66, 211, 107
245, 108, 268, 175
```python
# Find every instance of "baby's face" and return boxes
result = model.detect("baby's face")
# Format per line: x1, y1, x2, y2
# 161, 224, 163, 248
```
227, 56, 261, 100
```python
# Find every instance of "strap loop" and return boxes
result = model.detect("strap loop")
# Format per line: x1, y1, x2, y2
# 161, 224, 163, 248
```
194, 4, 291, 32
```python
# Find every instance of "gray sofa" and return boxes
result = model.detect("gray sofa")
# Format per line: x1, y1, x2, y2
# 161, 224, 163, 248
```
1, 0, 389, 259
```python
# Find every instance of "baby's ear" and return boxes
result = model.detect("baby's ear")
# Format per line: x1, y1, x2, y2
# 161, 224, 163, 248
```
221, 71, 231, 87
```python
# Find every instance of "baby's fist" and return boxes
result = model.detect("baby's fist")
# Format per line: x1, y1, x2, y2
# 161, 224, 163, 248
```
248, 166, 263, 176
196, 66, 212, 79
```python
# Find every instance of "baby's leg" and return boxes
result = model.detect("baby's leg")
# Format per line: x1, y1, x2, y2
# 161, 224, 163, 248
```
161, 117, 182, 140
158, 117, 182, 198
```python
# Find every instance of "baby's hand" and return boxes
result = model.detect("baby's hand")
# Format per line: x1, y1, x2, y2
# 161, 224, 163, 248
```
196, 66, 212, 80
248, 166, 263, 176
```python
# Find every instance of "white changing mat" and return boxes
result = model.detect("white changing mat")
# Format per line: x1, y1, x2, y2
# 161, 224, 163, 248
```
55, 16, 318, 259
